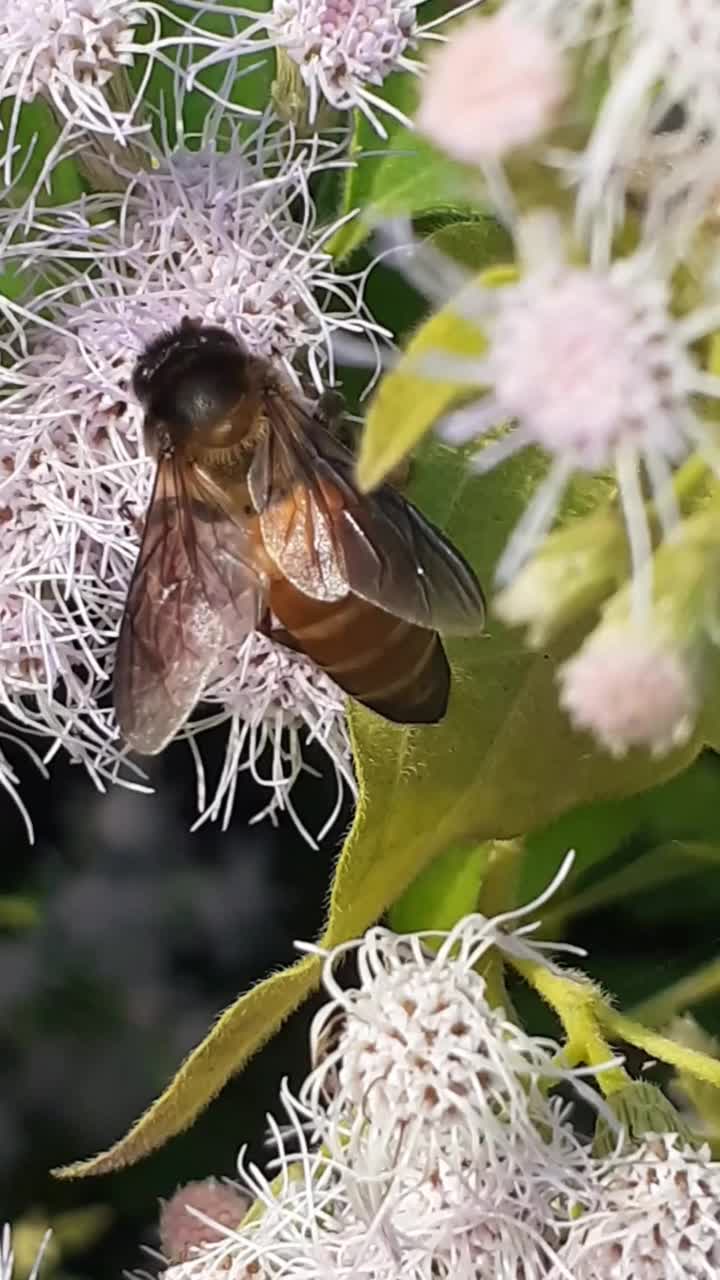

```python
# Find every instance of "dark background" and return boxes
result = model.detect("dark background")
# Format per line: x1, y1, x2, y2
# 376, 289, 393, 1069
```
6, 715, 720, 1278
0, 726, 352, 1279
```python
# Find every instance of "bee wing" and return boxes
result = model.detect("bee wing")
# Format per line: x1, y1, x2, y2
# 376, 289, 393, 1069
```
249, 396, 485, 633
114, 455, 264, 755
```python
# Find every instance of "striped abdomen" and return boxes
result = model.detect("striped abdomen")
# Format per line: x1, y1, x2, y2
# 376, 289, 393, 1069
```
269, 577, 450, 724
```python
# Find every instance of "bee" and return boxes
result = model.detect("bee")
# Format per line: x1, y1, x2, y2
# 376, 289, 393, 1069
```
114, 318, 485, 754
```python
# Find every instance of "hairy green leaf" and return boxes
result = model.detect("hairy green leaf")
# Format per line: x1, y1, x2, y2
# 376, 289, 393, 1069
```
55, 953, 321, 1177
427, 219, 513, 270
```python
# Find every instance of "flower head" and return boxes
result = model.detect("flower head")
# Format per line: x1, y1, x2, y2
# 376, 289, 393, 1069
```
561, 1133, 720, 1279
0, 121, 377, 838
303, 895, 602, 1204
270, 0, 417, 126
302, 928, 593, 1278
164, 877, 607, 1280
414, 215, 720, 587
189, 633, 355, 844
0, 0, 155, 187
3, 0, 143, 99
188, 0, 482, 136
558, 619, 698, 758
416, 12, 568, 167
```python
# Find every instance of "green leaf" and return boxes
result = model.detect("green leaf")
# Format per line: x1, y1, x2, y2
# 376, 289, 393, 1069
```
519, 797, 648, 907
699, 646, 720, 753
536, 841, 720, 935
55, 952, 321, 1177
426, 219, 513, 270
345, 439, 701, 935
519, 751, 720, 908
357, 264, 516, 492
357, 308, 485, 491
328, 70, 482, 260
387, 842, 489, 934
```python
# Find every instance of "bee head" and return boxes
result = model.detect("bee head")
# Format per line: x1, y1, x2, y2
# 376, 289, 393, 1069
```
134, 320, 257, 445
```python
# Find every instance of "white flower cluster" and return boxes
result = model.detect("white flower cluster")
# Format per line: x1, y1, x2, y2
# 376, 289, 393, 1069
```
0, 0, 480, 178
392, 0, 720, 764
0, 0, 484, 836
157, 907, 720, 1280
0, 115, 375, 837
416, 0, 720, 255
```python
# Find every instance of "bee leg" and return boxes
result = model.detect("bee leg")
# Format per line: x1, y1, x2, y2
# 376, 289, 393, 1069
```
256, 605, 274, 637
119, 500, 144, 538
315, 388, 347, 431
316, 384, 412, 487
314, 387, 362, 454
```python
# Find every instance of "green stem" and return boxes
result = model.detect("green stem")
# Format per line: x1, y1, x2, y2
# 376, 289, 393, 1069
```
476, 838, 525, 918
475, 839, 527, 1016
598, 1007, 720, 1089
629, 957, 720, 1029
509, 956, 630, 1097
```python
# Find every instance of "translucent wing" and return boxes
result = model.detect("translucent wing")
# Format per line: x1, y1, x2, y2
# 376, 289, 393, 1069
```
114, 456, 264, 755
249, 395, 485, 633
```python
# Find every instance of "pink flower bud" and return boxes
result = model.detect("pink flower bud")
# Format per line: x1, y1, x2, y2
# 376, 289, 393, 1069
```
417, 13, 567, 165
159, 1180, 250, 1265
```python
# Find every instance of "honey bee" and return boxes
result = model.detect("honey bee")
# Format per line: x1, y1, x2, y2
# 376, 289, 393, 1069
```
114, 318, 485, 754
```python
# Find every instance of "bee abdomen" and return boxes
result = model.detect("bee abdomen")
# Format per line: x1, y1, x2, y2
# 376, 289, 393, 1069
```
269, 580, 450, 725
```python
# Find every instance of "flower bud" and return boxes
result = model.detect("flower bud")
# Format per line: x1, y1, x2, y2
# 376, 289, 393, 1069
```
159, 1180, 250, 1265
668, 1014, 720, 1137
416, 12, 568, 166
558, 503, 720, 758
592, 1082, 695, 1158
558, 618, 698, 758
562, 1131, 720, 1279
